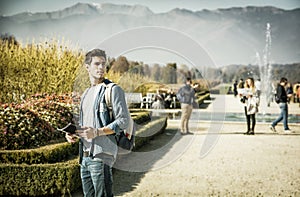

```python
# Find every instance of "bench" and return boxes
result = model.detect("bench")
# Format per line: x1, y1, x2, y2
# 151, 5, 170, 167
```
125, 93, 143, 108
142, 93, 156, 109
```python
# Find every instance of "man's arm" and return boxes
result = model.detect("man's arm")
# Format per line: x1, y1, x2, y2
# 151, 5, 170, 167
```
76, 127, 115, 140
105, 85, 130, 133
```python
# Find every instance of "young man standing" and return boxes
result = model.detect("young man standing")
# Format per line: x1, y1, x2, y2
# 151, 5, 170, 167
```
66, 49, 130, 197
176, 77, 196, 135
270, 77, 292, 134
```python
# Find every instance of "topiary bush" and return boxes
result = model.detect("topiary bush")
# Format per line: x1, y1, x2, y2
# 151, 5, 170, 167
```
0, 104, 57, 150
0, 93, 79, 150
23, 93, 76, 132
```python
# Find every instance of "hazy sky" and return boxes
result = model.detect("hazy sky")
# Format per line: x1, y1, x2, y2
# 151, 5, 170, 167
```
0, 0, 299, 16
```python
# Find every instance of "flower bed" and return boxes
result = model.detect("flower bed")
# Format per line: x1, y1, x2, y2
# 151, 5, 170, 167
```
0, 116, 167, 196
0, 94, 76, 150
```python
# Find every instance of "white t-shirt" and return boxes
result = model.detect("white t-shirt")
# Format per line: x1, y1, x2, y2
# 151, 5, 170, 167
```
81, 84, 102, 149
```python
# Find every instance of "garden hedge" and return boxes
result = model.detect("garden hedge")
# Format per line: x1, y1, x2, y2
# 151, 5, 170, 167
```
0, 158, 80, 196
134, 117, 168, 150
0, 115, 167, 196
195, 93, 210, 106
0, 141, 78, 165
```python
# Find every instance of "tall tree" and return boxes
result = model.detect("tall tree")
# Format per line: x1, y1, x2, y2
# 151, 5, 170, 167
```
161, 63, 177, 84
143, 64, 151, 77
110, 56, 129, 73
151, 63, 161, 82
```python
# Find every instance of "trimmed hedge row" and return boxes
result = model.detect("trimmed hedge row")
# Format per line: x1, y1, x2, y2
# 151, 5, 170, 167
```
0, 158, 80, 196
0, 116, 167, 196
0, 141, 78, 165
131, 111, 151, 124
134, 117, 168, 150
0, 111, 151, 165
195, 93, 210, 106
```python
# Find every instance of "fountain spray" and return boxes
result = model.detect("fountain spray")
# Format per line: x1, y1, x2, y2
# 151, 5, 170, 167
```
258, 23, 273, 113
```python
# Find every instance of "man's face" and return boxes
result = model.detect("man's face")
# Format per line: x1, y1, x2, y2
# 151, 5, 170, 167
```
86, 56, 106, 80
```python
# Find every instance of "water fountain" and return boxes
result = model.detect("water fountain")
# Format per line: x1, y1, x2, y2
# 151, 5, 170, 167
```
257, 23, 273, 114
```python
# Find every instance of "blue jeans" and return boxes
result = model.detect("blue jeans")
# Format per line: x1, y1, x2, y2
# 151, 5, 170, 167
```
81, 157, 113, 197
272, 102, 289, 130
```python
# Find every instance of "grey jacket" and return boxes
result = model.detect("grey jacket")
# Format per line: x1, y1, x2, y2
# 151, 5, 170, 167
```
79, 79, 130, 160
176, 84, 195, 105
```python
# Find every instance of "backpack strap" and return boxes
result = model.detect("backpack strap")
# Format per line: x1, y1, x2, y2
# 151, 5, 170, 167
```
104, 82, 116, 109
103, 80, 116, 120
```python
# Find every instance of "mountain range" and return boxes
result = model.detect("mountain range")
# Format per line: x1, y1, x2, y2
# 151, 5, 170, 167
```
0, 3, 299, 66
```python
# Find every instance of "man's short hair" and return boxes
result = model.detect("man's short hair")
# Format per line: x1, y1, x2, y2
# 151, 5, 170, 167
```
84, 49, 106, 65
280, 77, 288, 83
186, 77, 192, 83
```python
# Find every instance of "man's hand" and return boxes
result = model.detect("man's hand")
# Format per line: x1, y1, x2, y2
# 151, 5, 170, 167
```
65, 133, 78, 143
76, 127, 95, 140
76, 127, 115, 140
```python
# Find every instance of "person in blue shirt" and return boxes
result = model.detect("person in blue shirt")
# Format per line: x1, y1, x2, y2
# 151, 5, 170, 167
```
176, 77, 196, 135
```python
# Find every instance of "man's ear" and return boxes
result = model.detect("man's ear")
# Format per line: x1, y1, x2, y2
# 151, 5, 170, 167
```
85, 64, 89, 71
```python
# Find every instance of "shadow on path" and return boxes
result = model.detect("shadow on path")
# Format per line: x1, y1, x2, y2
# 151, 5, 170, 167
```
72, 128, 183, 196
113, 128, 184, 195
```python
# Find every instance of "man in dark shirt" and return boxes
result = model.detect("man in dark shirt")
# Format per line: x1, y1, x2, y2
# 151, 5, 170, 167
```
270, 77, 292, 133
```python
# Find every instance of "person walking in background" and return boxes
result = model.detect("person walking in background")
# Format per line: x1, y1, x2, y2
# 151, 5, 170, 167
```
176, 77, 196, 135
297, 85, 300, 107
65, 49, 130, 197
296, 85, 300, 107
243, 77, 259, 135
294, 82, 300, 103
237, 78, 244, 89
233, 80, 238, 97
270, 77, 293, 133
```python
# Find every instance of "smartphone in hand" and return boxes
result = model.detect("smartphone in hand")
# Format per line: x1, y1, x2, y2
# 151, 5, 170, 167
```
57, 123, 79, 134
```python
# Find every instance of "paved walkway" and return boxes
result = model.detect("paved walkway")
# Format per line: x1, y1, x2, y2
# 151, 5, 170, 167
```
112, 95, 300, 196
74, 94, 300, 196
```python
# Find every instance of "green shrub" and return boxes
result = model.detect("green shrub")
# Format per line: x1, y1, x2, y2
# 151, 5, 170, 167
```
131, 110, 151, 124
0, 93, 80, 150
0, 158, 81, 196
0, 116, 168, 196
134, 117, 168, 149
23, 94, 76, 131
195, 93, 210, 105
0, 104, 57, 150
0, 141, 79, 164
0, 40, 84, 104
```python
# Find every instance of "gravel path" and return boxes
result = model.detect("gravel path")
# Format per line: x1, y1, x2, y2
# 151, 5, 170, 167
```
112, 95, 300, 196
74, 95, 300, 196
113, 123, 300, 196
